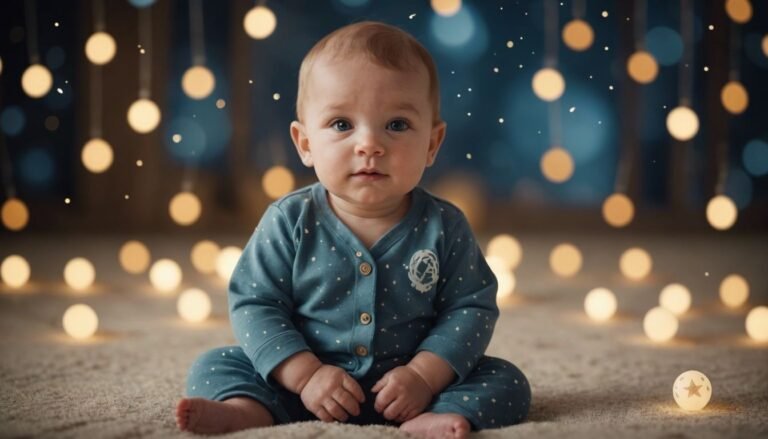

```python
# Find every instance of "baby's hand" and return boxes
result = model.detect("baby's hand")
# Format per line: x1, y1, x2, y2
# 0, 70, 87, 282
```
300, 364, 365, 422
371, 365, 433, 423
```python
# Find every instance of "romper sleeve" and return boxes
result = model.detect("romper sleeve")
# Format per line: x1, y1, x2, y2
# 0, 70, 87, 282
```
228, 204, 311, 383
415, 213, 499, 384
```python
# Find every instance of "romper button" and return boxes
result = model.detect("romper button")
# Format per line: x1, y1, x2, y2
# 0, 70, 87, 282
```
355, 251, 363, 257
355, 345, 368, 356
359, 262, 372, 276
360, 312, 372, 325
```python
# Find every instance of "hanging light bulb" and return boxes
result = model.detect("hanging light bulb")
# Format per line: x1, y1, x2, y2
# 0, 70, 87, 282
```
169, 192, 202, 226
181, 65, 215, 99
562, 19, 594, 51
1, 198, 29, 231
127, 98, 161, 133
666, 106, 699, 141
21, 64, 53, 98
85, 32, 117, 65
262, 166, 295, 199
81, 138, 114, 173
627, 51, 659, 84
532, 68, 565, 101
540, 147, 574, 183
706, 195, 737, 230
720, 81, 748, 114
243, 5, 277, 39
602, 193, 635, 228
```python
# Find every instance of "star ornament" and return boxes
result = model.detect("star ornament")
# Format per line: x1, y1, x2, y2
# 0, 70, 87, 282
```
673, 370, 712, 411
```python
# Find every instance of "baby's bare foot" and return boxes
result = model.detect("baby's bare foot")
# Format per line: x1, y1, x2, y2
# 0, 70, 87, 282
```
176, 397, 274, 434
399, 412, 470, 439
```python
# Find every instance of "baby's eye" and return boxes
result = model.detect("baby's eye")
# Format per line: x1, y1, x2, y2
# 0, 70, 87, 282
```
387, 119, 410, 132
332, 120, 352, 131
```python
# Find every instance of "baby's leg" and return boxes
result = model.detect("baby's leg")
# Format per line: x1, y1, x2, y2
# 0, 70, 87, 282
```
176, 396, 273, 434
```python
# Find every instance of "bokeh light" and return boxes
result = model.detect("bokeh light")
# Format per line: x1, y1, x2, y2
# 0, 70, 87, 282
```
619, 247, 652, 281
430, 4, 479, 49
127, 98, 161, 133
62, 304, 98, 340
719, 274, 749, 308
64, 257, 96, 291
721, 81, 749, 114
725, 0, 752, 24
646, 27, 683, 66
1, 106, 26, 136
119, 241, 151, 274
584, 288, 617, 322
540, 147, 574, 183
2, 198, 30, 231
431, 0, 462, 17
763, 34, 768, 56
1, 255, 31, 289
191, 240, 220, 274
532, 68, 565, 101
643, 306, 678, 342
169, 192, 202, 226
745, 306, 768, 341
659, 283, 692, 316
177, 288, 212, 323
706, 195, 737, 230
562, 19, 594, 51
430, 175, 486, 229
262, 166, 295, 200
216, 246, 242, 281
181, 65, 215, 99
243, 6, 277, 39
549, 243, 582, 278
128, 0, 156, 7
627, 51, 659, 84
486, 234, 522, 271
19, 148, 56, 188
85, 32, 117, 65
486, 256, 515, 299
673, 370, 712, 411
666, 106, 699, 141
602, 193, 634, 228
21, 64, 53, 98
742, 139, 768, 177
81, 138, 114, 173
149, 259, 182, 293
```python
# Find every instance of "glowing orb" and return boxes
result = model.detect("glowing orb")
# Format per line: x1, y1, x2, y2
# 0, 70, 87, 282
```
431, 0, 461, 17
2, 198, 29, 231
119, 240, 151, 274
627, 51, 659, 84
127, 98, 161, 133
540, 147, 574, 183
486, 256, 515, 299
169, 192, 202, 226
532, 68, 565, 101
745, 306, 768, 341
81, 138, 114, 173
243, 6, 277, 39
149, 259, 182, 293
719, 274, 749, 308
0, 56, 3, 75
659, 283, 692, 316
562, 19, 594, 51
549, 243, 582, 278
1, 255, 30, 288
725, 0, 752, 24
177, 288, 212, 323
602, 193, 634, 228
85, 32, 117, 65
720, 81, 748, 114
63, 258, 95, 291
763, 35, 768, 57
706, 195, 737, 230
216, 246, 242, 281
643, 306, 678, 342
181, 65, 215, 99
666, 106, 699, 141
191, 240, 220, 274
21, 64, 53, 98
673, 370, 712, 411
584, 287, 617, 322
262, 165, 295, 199
620, 247, 652, 280
62, 304, 99, 340
485, 234, 522, 271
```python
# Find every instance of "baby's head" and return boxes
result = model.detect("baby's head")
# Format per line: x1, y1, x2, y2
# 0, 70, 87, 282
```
291, 21, 447, 211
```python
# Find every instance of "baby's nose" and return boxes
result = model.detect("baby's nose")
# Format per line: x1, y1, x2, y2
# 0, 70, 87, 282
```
354, 131, 385, 156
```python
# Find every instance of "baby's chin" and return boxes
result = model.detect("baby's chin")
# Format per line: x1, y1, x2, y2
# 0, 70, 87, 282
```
328, 187, 410, 211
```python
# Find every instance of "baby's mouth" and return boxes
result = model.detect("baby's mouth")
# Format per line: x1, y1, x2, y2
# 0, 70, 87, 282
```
351, 170, 387, 180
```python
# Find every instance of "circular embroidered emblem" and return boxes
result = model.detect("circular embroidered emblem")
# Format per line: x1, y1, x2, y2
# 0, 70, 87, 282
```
408, 249, 439, 293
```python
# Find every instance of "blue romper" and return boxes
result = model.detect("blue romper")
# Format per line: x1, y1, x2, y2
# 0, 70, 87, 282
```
186, 183, 531, 429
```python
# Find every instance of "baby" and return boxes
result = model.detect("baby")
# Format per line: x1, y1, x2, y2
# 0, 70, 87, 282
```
176, 21, 530, 439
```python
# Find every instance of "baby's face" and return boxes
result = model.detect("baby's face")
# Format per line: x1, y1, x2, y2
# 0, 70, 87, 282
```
291, 55, 445, 212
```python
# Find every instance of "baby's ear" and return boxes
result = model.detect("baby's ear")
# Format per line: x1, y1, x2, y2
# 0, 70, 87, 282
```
290, 121, 314, 167
426, 121, 447, 167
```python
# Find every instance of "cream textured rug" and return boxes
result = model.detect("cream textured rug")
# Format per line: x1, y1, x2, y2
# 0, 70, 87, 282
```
1, 232, 766, 438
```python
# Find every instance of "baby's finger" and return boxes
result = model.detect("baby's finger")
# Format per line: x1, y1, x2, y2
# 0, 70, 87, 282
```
370, 377, 385, 393
315, 406, 333, 423
373, 386, 396, 413
323, 399, 349, 422
332, 389, 361, 417
382, 397, 406, 421
342, 375, 366, 403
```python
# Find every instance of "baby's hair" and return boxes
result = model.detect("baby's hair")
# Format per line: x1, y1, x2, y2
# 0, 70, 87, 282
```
296, 21, 441, 124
